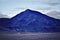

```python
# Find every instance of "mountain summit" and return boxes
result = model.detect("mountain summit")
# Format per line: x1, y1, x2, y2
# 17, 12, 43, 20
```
0, 9, 60, 32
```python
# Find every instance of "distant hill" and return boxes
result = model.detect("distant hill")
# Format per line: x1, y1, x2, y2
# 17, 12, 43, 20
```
0, 9, 60, 32
0, 18, 10, 31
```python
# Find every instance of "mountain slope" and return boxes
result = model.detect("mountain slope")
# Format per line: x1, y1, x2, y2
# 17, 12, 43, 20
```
0, 9, 60, 32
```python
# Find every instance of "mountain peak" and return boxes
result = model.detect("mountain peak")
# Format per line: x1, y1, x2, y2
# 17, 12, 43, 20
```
25, 9, 32, 11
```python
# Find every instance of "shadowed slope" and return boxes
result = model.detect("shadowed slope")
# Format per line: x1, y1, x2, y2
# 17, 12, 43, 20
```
0, 18, 10, 31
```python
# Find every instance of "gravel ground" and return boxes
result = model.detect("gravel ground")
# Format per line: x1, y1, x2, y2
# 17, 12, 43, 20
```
0, 32, 60, 40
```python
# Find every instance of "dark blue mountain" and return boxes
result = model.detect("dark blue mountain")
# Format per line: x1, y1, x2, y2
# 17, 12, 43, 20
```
0, 9, 60, 32
0, 18, 10, 31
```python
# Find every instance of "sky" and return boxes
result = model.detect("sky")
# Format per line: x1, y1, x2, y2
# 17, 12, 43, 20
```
0, 0, 60, 18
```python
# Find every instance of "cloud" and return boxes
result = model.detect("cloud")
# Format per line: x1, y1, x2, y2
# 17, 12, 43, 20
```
47, 2, 60, 6
0, 12, 9, 18
46, 11, 60, 19
9, 7, 26, 11
36, 7, 52, 10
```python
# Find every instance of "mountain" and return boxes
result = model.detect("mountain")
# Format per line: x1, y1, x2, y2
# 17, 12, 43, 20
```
0, 9, 60, 32
5, 9, 60, 32
46, 11, 60, 19
0, 18, 10, 31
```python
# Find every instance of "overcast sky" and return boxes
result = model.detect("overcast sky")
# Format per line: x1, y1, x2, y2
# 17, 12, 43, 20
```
0, 0, 60, 18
